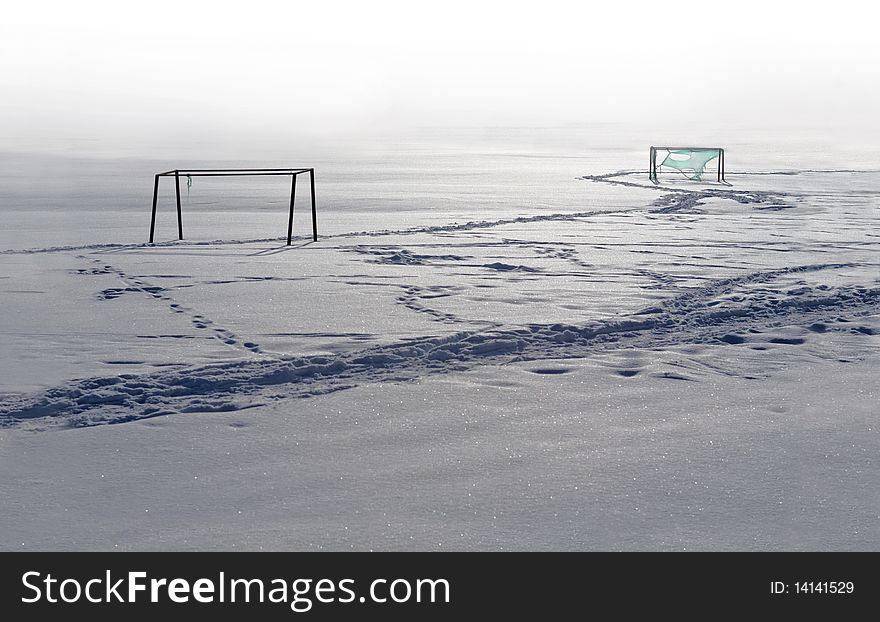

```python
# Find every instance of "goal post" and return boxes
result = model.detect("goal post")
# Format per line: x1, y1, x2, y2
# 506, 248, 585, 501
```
148, 167, 318, 245
649, 147, 725, 183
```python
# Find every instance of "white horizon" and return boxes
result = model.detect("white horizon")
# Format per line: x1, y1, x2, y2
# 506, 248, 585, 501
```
2, 1, 878, 153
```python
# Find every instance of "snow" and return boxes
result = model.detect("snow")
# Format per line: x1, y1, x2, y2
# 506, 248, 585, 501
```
0, 129, 878, 550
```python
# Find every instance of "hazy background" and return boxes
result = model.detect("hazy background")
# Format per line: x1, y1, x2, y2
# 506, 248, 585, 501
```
2, 0, 879, 157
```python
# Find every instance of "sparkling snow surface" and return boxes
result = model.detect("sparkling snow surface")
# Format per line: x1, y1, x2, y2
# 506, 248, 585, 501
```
1, 130, 878, 550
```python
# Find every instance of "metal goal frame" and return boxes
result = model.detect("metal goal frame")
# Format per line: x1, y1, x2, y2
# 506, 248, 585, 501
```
649, 147, 725, 183
148, 167, 317, 245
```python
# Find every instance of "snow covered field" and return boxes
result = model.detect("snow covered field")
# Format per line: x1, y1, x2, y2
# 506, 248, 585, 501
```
1, 129, 878, 550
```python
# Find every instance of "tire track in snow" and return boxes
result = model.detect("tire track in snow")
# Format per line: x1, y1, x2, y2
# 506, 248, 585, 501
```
2, 169, 874, 256
0, 207, 636, 256
579, 171, 795, 213
2, 262, 877, 431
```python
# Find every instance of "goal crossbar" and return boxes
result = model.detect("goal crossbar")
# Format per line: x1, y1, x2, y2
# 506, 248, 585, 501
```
149, 167, 318, 245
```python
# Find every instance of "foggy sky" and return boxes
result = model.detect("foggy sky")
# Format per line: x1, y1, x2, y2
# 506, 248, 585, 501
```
2, 1, 878, 152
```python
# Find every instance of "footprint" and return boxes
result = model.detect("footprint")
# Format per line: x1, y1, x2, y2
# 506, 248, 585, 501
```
654, 372, 695, 381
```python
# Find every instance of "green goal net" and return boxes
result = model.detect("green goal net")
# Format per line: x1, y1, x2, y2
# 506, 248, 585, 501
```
649, 147, 725, 183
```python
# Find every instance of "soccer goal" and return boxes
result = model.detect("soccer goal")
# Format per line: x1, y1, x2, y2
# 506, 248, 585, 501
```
649, 147, 725, 183
148, 167, 317, 245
